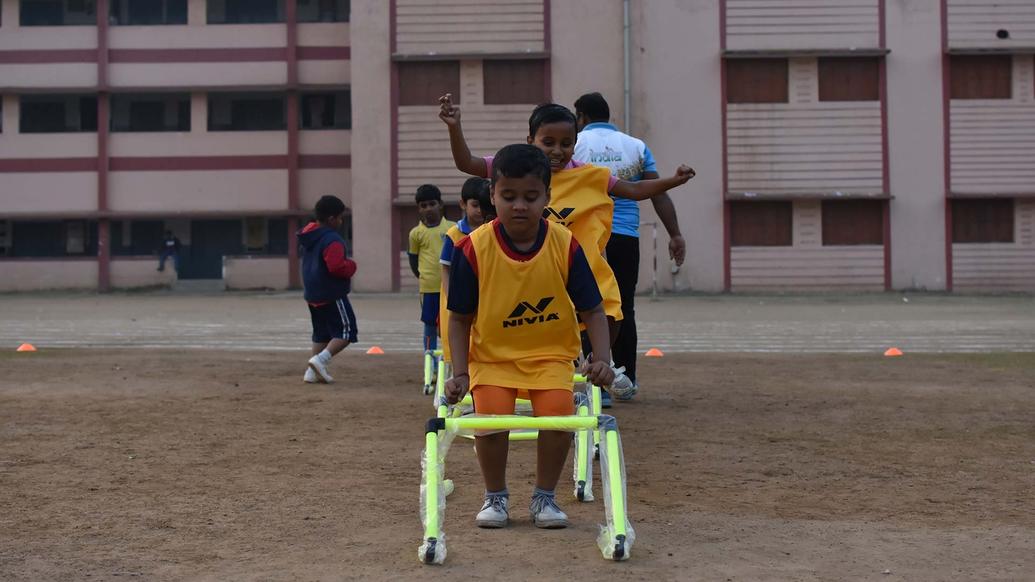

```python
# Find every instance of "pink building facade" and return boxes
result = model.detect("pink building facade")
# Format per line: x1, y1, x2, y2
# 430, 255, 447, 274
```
2, 0, 1033, 292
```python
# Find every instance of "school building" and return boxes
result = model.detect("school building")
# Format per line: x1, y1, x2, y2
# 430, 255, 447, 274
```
1, 0, 1033, 293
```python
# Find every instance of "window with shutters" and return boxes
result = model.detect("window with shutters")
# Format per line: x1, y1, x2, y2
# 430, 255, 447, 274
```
821, 200, 884, 245
398, 61, 461, 106
952, 199, 1014, 243
726, 59, 789, 104
730, 201, 793, 246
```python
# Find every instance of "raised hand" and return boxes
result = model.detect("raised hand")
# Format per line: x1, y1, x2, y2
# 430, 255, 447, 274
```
673, 165, 696, 184
438, 93, 461, 126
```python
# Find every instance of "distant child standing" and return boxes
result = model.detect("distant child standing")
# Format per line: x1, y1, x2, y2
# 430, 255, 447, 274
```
298, 195, 358, 384
408, 184, 456, 355
438, 177, 491, 364
157, 230, 181, 273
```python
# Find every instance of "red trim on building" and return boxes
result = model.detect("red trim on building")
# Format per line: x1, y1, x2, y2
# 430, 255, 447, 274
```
543, 0, 552, 100
879, 58, 891, 290
299, 155, 352, 169
3, 156, 351, 172
109, 48, 286, 63
719, 0, 731, 290
0, 50, 97, 64
97, 0, 111, 291
3, 47, 349, 65
940, 0, 953, 291
720, 66, 731, 290
719, 0, 727, 51
0, 210, 311, 220
389, 0, 401, 291
390, 0, 398, 54
878, 0, 886, 50
296, 46, 351, 60
286, 0, 301, 288
110, 155, 289, 171
543, 0, 551, 53
882, 199, 892, 291
0, 158, 98, 172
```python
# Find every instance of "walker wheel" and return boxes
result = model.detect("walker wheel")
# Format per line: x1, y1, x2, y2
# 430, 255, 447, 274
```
613, 534, 627, 561
423, 538, 438, 564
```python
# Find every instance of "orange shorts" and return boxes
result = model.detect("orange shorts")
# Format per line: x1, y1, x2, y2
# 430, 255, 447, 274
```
472, 385, 574, 417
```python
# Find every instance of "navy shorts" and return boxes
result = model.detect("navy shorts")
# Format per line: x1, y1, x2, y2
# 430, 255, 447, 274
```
420, 292, 440, 326
309, 298, 358, 344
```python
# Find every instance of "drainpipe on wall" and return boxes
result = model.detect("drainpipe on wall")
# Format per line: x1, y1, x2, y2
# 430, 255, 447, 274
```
623, 0, 631, 131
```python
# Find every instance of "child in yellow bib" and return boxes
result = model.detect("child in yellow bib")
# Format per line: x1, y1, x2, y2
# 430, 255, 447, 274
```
445, 144, 615, 530
439, 177, 493, 364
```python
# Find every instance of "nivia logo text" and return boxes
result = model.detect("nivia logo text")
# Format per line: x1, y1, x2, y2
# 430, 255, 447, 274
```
503, 297, 560, 328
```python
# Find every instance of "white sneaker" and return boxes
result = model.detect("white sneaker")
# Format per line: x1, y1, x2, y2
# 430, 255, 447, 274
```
475, 494, 509, 528
307, 355, 334, 383
303, 367, 323, 384
610, 363, 637, 400
530, 494, 570, 529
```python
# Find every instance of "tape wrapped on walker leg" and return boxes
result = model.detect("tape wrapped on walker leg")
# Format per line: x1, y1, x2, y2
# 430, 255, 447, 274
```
596, 419, 635, 561
572, 392, 595, 501
419, 422, 458, 564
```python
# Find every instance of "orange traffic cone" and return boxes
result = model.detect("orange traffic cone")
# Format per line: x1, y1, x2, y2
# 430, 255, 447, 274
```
16, 343, 37, 352
366, 346, 385, 355
884, 347, 903, 357
645, 347, 664, 357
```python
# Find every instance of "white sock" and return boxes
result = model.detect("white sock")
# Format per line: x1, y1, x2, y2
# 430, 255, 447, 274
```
317, 349, 332, 364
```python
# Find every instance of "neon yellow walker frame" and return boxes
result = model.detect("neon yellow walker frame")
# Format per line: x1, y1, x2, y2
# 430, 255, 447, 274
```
422, 349, 443, 395
418, 413, 634, 564
432, 373, 604, 502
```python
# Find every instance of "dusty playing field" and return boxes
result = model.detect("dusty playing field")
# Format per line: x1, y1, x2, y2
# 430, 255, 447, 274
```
1, 349, 1033, 581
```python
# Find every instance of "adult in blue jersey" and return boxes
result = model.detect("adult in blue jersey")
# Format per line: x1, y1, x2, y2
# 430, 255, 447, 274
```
573, 92, 686, 401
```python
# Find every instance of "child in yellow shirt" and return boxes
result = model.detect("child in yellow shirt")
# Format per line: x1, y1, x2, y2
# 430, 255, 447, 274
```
407, 184, 456, 355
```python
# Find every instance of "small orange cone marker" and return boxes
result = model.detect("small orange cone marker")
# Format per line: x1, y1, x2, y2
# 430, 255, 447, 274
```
645, 348, 664, 357
16, 343, 37, 352
366, 346, 385, 355
884, 347, 903, 357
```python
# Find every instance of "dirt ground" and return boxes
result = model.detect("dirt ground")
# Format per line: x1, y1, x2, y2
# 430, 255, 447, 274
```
1, 349, 1033, 581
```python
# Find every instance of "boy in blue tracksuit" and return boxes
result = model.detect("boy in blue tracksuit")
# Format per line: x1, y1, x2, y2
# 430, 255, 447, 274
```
297, 195, 358, 384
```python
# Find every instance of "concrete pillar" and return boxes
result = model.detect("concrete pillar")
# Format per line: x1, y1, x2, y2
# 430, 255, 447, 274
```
349, 0, 393, 291
886, 0, 948, 290
633, 0, 725, 292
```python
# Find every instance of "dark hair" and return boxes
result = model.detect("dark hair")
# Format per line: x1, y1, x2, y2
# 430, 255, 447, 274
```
315, 195, 346, 222
574, 92, 610, 123
415, 184, 442, 204
476, 179, 496, 220
460, 177, 487, 203
491, 144, 552, 189
528, 103, 577, 138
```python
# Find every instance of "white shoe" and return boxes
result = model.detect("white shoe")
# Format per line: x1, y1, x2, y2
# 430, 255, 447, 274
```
530, 493, 569, 529
303, 367, 323, 383
610, 363, 637, 400
308, 355, 334, 383
475, 494, 509, 528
